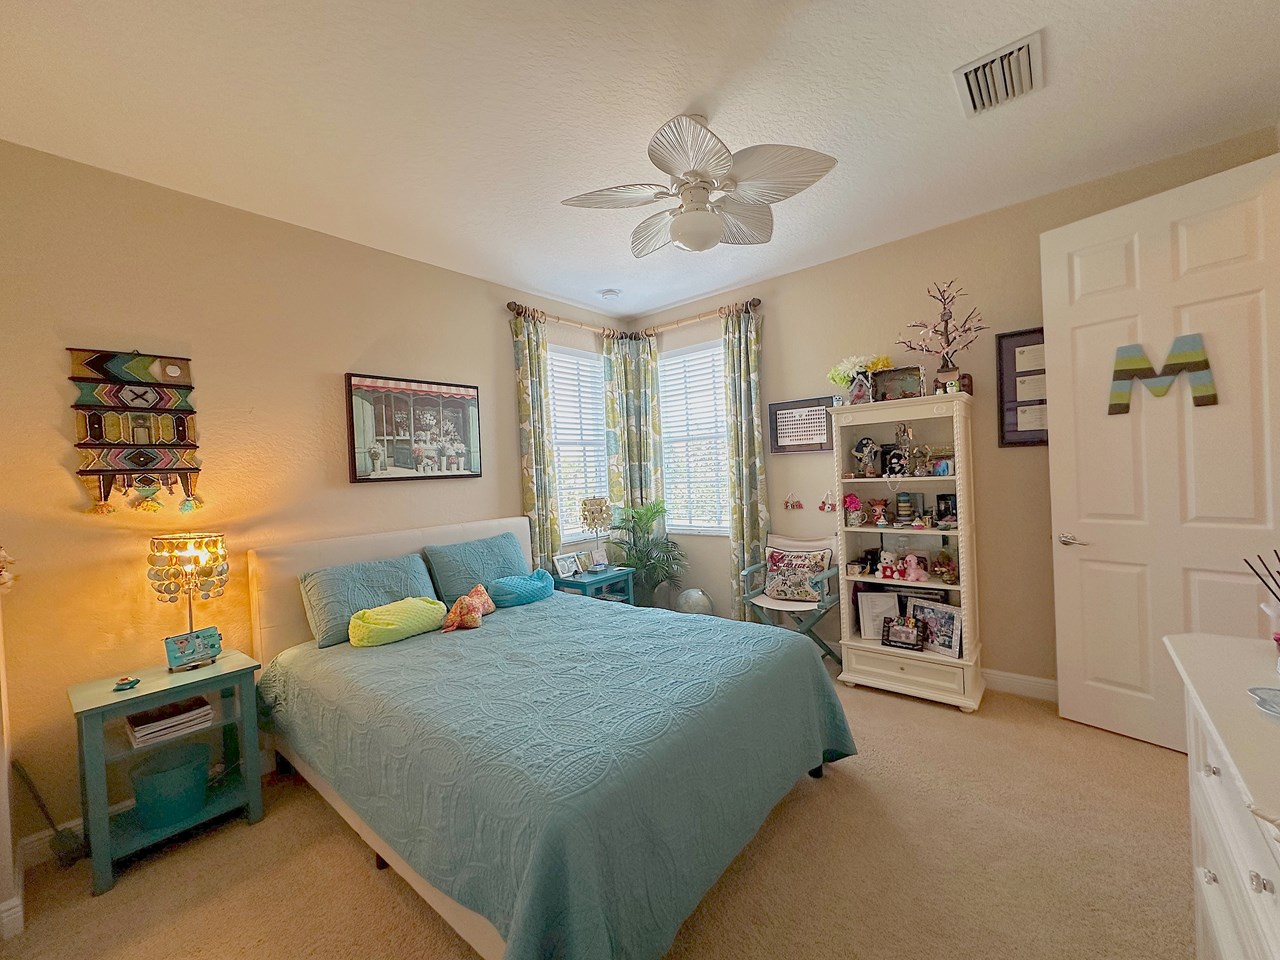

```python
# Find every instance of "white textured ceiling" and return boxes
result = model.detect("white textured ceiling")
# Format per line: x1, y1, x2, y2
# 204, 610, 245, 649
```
2, 0, 1278, 318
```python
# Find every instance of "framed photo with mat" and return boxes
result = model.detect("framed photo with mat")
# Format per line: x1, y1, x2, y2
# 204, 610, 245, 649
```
857, 592, 900, 641
768, 396, 841, 454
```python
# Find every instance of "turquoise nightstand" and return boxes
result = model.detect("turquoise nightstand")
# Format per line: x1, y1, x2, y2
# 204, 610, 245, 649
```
68, 649, 263, 894
552, 565, 635, 604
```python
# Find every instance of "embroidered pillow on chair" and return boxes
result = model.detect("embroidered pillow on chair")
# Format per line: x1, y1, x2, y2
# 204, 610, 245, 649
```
762, 548, 832, 602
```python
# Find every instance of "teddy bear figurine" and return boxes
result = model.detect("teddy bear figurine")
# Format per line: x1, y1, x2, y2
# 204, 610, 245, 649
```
902, 554, 930, 582
876, 550, 898, 579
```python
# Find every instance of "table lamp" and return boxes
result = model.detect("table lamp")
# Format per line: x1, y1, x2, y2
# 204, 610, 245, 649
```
580, 497, 611, 551
147, 533, 229, 633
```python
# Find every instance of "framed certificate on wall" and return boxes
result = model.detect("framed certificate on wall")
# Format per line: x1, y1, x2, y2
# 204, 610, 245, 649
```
768, 396, 841, 453
996, 328, 1048, 447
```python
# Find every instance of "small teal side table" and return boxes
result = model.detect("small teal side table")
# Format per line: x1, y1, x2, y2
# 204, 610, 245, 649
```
68, 649, 263, 894
552, 565, 636, 605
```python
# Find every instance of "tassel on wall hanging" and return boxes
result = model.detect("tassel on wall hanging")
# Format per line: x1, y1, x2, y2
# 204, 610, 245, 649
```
67, 349, 204, 515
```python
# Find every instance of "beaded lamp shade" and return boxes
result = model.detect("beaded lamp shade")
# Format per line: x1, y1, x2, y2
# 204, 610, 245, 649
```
147, 533, 229, 632
580, 497, 611, 533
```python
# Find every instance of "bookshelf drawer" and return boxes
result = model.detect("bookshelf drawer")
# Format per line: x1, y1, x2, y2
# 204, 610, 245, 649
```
842, 646, 966, 695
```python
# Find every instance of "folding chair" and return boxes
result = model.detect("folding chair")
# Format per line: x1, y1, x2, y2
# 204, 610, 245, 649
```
739, 534, 841, 662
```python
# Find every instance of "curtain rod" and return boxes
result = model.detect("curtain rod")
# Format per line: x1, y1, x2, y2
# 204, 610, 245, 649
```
505, 298, 761, 339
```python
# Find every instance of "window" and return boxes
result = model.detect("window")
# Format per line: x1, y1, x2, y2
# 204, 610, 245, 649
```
659, 342, 730, 533
547, 345, 608, 541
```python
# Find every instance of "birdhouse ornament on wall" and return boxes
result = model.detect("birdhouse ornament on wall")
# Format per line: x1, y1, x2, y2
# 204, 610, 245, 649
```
68, 349, 205, 515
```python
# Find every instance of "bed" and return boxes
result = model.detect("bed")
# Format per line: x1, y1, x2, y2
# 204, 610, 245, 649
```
250, 517, 855, 960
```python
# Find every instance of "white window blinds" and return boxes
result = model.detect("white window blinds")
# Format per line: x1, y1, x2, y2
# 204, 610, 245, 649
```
547, 344, 608, 541
659, 342, 730, 533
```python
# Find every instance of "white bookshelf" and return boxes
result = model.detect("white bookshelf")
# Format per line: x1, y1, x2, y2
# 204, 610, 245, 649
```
828, 394, 983, 712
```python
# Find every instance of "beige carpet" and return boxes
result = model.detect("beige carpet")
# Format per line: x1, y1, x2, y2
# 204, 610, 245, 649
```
9, 685, 1193, 960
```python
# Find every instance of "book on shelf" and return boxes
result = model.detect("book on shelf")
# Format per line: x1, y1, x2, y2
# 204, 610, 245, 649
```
126, 695, 213, 747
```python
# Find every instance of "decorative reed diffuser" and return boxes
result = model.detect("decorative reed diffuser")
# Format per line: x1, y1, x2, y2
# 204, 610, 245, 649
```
1244, 550, 1280, 670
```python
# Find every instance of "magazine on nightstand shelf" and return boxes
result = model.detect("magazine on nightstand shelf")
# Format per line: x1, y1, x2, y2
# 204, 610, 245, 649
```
125, 695, 213, 748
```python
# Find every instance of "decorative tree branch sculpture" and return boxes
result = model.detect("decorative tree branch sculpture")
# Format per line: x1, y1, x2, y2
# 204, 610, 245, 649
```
896, 280, 989, 373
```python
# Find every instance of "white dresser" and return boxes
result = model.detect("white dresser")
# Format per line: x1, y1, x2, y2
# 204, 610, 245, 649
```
1166, 634, 1280, 959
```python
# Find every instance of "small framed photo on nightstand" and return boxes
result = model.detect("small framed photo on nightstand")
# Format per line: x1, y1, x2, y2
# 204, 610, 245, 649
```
552, 554, 580, 578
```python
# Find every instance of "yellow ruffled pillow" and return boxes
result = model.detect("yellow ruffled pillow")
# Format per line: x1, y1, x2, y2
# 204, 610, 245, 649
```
348, 596, 446, 647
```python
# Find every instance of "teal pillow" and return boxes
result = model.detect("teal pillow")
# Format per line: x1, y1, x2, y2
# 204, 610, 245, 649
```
488, 569, 555, 607
299, 554, 437, 648
423, 532, 530, 605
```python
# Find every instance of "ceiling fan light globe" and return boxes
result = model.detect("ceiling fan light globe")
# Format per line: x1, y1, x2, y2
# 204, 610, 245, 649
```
669, 209, 722, 252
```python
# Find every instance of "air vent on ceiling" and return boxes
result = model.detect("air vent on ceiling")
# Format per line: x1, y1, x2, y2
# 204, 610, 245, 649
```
954, 31, 1043, 117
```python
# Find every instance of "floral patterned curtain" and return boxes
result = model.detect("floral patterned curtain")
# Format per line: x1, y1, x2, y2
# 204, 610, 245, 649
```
723, 303, 769, 619
509, 309, 561, 569
603, 332, 663, 518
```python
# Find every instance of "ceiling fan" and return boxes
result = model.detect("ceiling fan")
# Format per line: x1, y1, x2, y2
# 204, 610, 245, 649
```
562, 114, 837, 258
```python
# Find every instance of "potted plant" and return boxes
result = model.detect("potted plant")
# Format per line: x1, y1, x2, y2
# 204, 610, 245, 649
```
609, 501, 687, 608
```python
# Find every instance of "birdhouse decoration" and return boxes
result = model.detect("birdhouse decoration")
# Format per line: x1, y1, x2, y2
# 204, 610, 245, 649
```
68, 349, 204, 515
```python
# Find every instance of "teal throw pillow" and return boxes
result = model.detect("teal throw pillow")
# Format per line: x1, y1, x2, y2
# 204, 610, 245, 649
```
299, 554, 437, 649
488, 569, 555, 607
423, 532, 530, 605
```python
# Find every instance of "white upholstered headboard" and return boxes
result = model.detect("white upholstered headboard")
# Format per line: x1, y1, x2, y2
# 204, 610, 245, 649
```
247, 516, 533, 666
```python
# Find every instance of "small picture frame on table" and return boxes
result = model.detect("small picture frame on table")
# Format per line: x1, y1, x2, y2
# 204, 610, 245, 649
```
996, 327, 1048, 447
553, 554, 580, 578
574, 551, 595, 573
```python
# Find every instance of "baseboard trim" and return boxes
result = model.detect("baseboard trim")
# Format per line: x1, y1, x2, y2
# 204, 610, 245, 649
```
20, 748, 274, 871
1, 876, 23, 939
981, 668, 1058, 702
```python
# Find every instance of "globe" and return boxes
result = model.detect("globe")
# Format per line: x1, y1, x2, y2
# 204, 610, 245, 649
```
675, 588, 714, 616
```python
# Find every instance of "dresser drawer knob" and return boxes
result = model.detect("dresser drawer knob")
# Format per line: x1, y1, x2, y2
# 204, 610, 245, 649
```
1248, 871, 1274, 894
1202, 868, 1218, 885
1201, 763, 1220, 778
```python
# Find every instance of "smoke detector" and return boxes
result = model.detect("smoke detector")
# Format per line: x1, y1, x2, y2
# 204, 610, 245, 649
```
599, 289, 622, 300
954, 31, 1044, 117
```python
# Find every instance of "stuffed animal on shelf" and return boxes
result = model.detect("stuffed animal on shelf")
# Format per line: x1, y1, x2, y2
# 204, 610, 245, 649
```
902, 554, 930, 582
876, 551, 899, 579
868, 499, 890, 526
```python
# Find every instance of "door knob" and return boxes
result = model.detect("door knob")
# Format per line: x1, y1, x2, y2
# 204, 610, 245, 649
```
1057, 533, 1090, 546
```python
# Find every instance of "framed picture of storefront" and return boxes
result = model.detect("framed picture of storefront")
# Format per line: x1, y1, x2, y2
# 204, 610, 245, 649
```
345, 373, 482, 482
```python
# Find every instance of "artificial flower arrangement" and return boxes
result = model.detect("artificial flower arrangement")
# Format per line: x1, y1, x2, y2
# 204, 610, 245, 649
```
827, 354, 892, 388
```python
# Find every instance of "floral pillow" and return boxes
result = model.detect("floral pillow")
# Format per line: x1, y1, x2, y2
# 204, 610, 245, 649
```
442, 594, 484, 632
763, 548, 832, 602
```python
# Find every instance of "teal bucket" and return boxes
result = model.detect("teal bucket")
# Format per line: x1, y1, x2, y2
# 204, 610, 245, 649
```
130, 742, 211, 829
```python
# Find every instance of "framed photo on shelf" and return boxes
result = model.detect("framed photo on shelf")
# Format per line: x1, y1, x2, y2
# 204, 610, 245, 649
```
346, 373, 482, 482
996, 327, 1048, 447
881, 615, 926, 651
870, 366, 926, 402
857, 592, 900, 641
907, 598, 963, 658
768, 396, 840, 454
552, 554, 581, 578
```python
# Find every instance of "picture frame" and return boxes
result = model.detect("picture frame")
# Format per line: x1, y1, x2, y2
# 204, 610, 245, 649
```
996, 327, 1048, 447
907, 598, 964, 658
574, 551, 595, 573
881, 615, 926, 651
871, 365, 926, 402
768, 396, 839, 454
857, 592, 900, 641
346, 373, 482, 482
935, 494, 957, 520
590, 547, 609, 568
552, 554, 581, 578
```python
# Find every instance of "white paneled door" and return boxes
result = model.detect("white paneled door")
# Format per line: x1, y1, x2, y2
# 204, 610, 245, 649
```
1040, 155, 1280, 751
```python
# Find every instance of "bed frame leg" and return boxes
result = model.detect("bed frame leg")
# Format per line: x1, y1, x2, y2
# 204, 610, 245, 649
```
375, 853, 389, 871
274, 751, 294, 776
808, 765, 823, 779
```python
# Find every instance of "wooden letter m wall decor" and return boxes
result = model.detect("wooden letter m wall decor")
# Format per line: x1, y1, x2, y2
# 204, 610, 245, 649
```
1107, 333, 1218, 415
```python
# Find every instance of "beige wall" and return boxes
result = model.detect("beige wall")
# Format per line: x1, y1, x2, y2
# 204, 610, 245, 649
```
0, 140, 613, 831
644, 128, 1279, 679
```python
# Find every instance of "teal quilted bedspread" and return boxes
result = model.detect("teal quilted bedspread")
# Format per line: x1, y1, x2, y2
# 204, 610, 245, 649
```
258, 591, 855, 960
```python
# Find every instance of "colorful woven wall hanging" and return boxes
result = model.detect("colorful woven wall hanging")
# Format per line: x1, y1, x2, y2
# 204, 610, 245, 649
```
1107, 333, 1217, 415
68, 349, 204, 514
